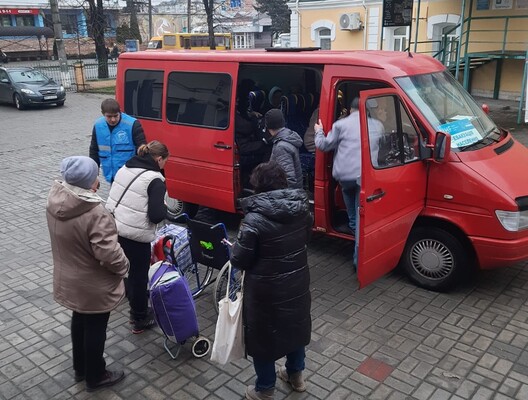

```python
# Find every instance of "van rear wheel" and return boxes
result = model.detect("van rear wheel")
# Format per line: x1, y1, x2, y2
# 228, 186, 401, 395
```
401, 227, 468, 291
164, 193, 199, 218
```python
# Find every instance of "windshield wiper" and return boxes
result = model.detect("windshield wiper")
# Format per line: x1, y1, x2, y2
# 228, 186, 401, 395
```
459, 135, 498, 151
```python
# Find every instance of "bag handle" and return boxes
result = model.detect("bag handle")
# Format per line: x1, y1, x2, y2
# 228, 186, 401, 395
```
151, 261, 174, 288
225, 262, 244, 300
112, 169, 149, 214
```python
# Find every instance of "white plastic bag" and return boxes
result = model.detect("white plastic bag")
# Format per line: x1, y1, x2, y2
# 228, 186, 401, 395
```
210, 265, 245, 364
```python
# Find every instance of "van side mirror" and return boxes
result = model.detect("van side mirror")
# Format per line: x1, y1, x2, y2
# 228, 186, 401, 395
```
0, 78, 8, 84
433, 131, 451, 163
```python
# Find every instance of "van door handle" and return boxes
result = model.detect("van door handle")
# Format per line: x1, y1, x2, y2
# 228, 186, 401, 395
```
367, 190, 385, 202
214, 143, 232, 150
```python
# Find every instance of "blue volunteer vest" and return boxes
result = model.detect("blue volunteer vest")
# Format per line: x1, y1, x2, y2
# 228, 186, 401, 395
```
95, 113, 136, 183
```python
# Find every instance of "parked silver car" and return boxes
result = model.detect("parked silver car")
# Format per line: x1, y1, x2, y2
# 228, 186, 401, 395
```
0, 67, 66, 110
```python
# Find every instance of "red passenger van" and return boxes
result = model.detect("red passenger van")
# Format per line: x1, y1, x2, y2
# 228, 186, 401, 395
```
116, 49, 528, 290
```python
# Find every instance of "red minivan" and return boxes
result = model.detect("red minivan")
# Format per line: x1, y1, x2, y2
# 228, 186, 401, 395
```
116, 49, 528, 290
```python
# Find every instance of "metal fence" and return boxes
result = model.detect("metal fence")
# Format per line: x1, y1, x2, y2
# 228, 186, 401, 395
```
31, 60, 117, 91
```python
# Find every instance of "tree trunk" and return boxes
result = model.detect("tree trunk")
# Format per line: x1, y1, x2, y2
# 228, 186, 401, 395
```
88, 0, 109, 79
202, 0, 216, 50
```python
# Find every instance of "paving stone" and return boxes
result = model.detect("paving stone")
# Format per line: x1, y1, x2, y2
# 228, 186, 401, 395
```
2, 93, 528, 399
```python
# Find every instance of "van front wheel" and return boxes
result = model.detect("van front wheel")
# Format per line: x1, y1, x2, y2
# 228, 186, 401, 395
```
401, 227, 468, 291
164, 193, 199, 219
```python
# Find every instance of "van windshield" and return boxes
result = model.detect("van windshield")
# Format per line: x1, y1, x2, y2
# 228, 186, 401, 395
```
395, 71, 498, 152
147, 39, 162, 49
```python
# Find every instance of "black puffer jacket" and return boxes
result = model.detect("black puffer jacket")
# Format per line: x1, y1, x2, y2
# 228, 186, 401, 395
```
230, 188, 313, 361
270, 128, 304, 189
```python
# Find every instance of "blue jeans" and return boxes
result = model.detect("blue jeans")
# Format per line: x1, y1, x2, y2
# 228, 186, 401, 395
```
341, 180, 359, 232
341, 179, 360, 267
252, 347, 306, 391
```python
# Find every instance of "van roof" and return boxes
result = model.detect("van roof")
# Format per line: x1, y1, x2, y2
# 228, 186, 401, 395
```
119, 49, 445, 76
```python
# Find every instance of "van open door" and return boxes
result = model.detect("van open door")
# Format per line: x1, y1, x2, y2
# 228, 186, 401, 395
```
357, 89, 428, 288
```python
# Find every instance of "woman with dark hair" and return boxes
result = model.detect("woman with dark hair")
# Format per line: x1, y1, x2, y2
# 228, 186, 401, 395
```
106, 140, 169, 334
230, 161, 313, 400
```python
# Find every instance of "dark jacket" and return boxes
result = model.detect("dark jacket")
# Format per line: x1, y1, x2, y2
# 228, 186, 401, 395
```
230, 188, 313, 361
270, 128, 304, 189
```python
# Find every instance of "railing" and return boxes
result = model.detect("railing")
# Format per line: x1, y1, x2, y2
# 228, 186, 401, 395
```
32, 60, 117, 91
408, 15, 528, 71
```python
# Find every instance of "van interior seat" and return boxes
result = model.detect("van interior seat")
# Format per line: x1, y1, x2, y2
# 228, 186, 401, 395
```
248, 90, 267, 114
280, 93, 315, 145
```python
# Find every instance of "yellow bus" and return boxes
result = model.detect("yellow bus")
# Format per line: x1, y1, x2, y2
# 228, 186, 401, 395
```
159, 33, 232, 50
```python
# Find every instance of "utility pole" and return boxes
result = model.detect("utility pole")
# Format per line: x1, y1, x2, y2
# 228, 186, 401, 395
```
49, 0, 71, 88
187, 0, 191, 33
148, 0, 153, 39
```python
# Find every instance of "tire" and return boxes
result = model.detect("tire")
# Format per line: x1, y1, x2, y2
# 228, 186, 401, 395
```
191, 336, 211, 358
14, 94, 25, 110
56, 101, 65, 107
182, 261, 213, 298
164, 193, 199, 218
401, 226, 469, 291
213, 261, 243, 313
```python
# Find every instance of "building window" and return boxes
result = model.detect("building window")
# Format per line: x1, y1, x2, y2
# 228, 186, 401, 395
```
393, 27, 408, 51
124, 69, 164, 120
60, 13, 79, 34
234, 33, 254, 49
318, 28, 331, 50
0, 16, 12, 27
15, 16, 35, 27
166, 72, 231, 129
384, 26, 409, 51
310, 20, 335, 49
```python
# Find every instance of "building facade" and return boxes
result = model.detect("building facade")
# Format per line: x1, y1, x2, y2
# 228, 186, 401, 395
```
0, 1, 119, 59
287, 0, 528, 100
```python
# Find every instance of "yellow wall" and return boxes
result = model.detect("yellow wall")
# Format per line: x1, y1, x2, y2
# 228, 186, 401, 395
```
299, 7, 368, 50
294, 0, 528, 98
471, 59, 525, 100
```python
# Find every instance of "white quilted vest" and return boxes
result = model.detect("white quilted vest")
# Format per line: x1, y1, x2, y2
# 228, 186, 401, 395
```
106, 167, 165, 243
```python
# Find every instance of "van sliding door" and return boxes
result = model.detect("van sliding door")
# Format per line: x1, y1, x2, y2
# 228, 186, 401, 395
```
163, 62, 238, 213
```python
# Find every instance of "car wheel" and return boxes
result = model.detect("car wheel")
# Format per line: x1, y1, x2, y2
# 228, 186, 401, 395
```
401, 226, 469, 291
164, 193, 199, 218
57, 101, 65, 107
14, 94, 25, 110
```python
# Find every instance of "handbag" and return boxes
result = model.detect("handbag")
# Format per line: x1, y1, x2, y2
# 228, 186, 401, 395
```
210, 264, 245, 365
109, 169, 148, 216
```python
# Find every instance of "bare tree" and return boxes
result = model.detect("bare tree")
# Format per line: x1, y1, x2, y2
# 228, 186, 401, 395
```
86, 0, 109, 78
202, 0, 216, 50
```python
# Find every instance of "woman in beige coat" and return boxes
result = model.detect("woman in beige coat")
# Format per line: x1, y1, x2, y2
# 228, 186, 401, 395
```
46, 156, 129, 392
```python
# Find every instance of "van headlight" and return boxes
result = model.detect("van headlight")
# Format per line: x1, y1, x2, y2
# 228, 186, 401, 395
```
495, 210, 528, 231
21, 88, 35, 95
58, 85, 65, 92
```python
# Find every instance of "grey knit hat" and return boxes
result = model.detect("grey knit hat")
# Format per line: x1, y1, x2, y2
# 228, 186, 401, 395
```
265, 109, 285, 130
60, 156, 98, 189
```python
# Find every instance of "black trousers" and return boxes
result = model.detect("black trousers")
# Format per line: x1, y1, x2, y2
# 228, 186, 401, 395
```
71, 311, 110, 384
119, 236, 151, 321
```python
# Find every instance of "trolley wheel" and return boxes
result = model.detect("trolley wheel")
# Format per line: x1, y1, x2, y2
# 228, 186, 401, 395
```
192, 336, 211, 358
213, 261, 244, 313
183, 262, 213, 298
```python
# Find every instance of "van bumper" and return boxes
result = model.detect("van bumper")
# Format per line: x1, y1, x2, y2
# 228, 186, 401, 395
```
471, 235, 528, 269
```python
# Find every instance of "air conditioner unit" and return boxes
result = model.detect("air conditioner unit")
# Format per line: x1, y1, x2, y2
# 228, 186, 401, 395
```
339, 13, 362, 31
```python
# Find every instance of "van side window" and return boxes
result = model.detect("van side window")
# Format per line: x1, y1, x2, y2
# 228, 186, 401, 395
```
166, 72, 231, 129
369, 95, 420, 168
124, 69, 164, 120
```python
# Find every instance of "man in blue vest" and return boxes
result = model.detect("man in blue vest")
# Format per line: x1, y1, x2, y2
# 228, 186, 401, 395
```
89, 98, 147, 183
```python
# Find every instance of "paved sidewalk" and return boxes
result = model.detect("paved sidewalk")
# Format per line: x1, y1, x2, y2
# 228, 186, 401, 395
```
0, 93, 528, 400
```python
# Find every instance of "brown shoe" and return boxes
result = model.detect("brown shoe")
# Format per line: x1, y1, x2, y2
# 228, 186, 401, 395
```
86, 370, 125, 392
277, 366, 306, 392
245, 384, 275, 399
